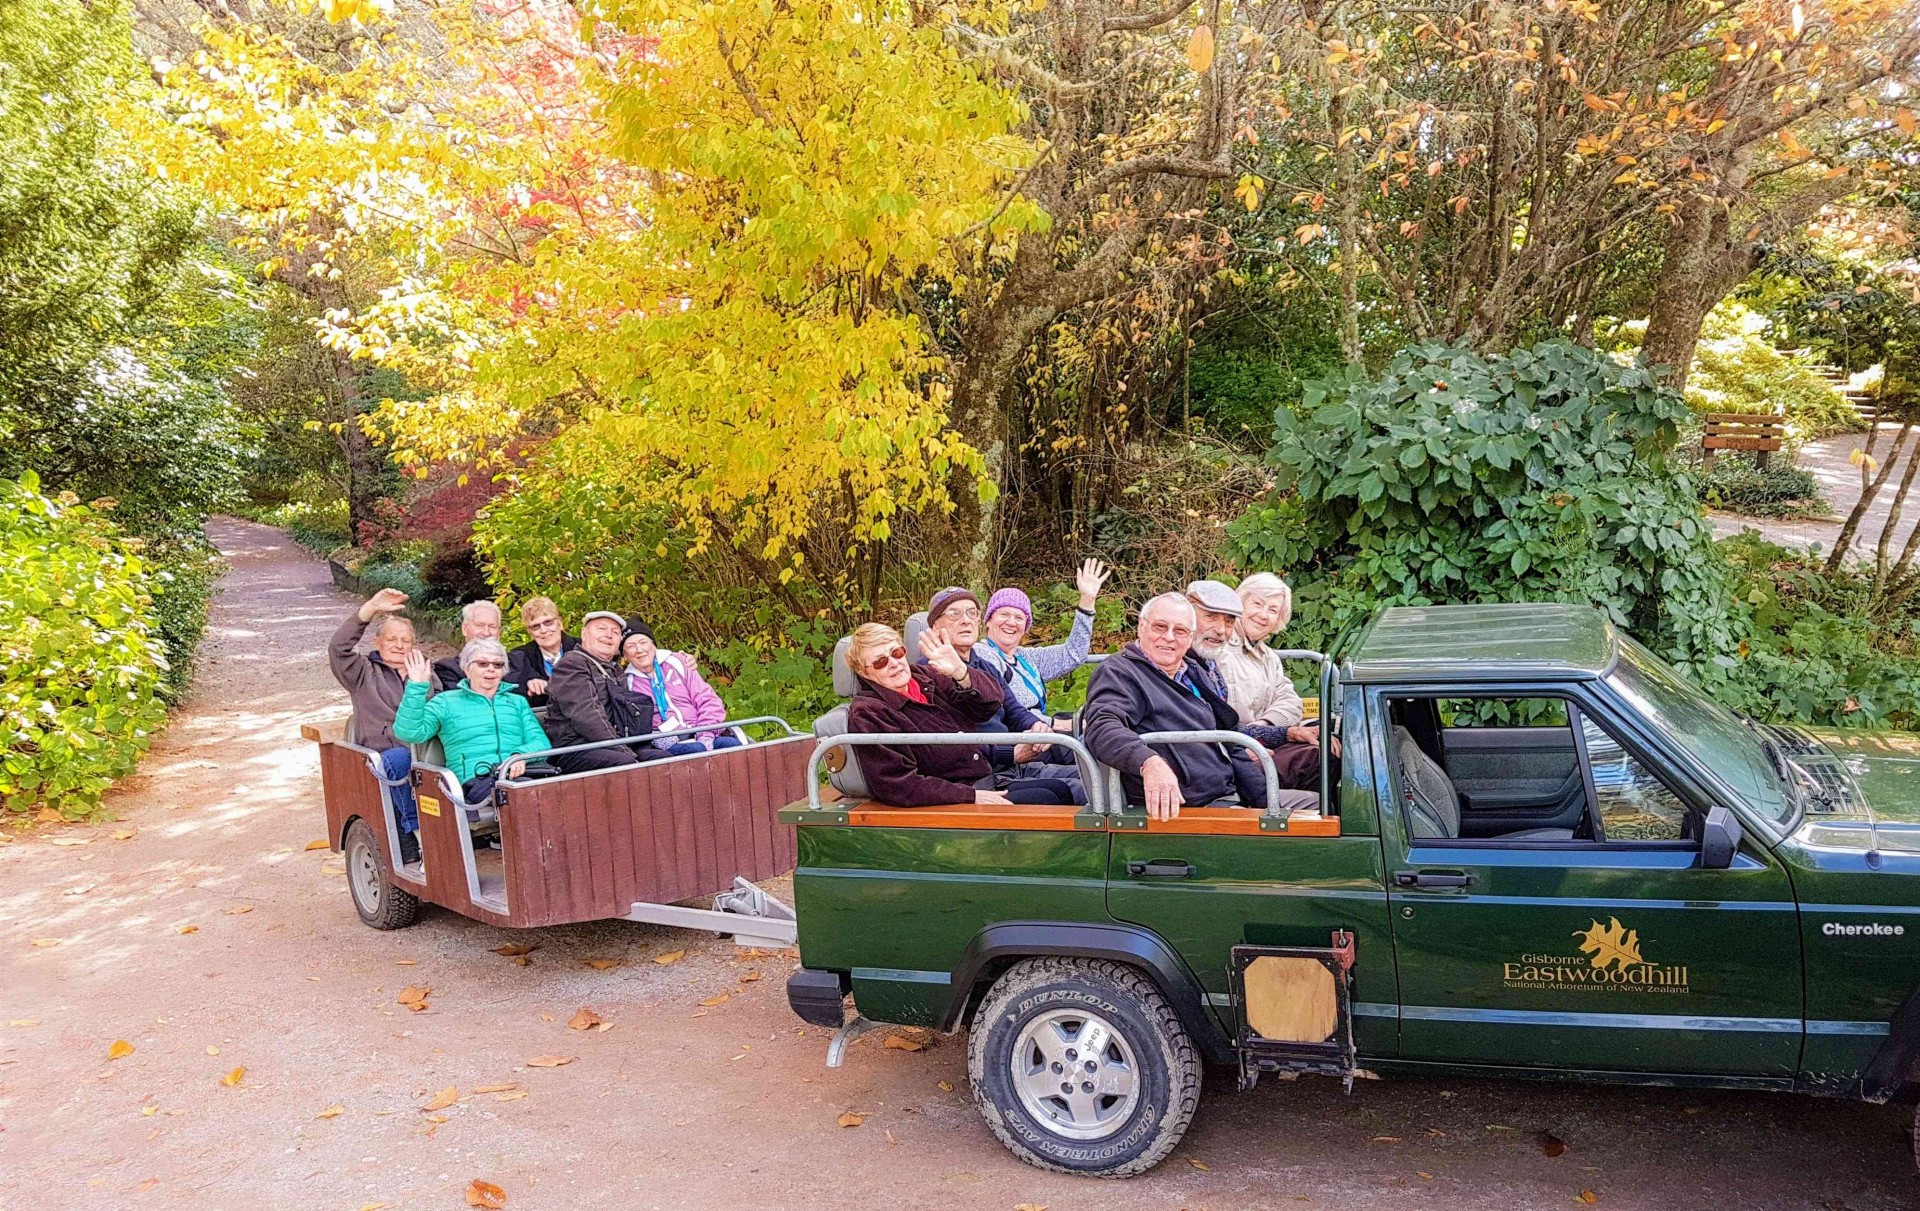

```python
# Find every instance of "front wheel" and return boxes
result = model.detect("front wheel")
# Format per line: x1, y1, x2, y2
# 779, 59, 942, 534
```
344, 817, 420, 930
967, 957, 1201, 1177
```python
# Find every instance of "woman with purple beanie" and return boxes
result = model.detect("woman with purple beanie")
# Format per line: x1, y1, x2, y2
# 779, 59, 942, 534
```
972, 558, 1111, 717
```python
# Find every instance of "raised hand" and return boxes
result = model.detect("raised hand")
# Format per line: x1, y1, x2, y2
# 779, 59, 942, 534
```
917, 628, 968, 680
1075, 558, 1112, 609
359, 586, 410, 621
403, 649, 433, 684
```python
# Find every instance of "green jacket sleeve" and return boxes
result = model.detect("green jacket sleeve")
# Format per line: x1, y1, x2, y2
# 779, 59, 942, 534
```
391, 680, 437, 745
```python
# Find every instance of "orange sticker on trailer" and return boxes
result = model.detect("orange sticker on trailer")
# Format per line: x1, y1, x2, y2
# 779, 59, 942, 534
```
418, 796, 441, 818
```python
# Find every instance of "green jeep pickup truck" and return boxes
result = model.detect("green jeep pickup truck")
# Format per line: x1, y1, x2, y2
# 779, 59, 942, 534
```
783, 603, 1920, 1177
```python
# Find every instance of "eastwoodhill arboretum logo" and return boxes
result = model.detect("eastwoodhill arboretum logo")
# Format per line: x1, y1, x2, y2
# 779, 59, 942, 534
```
1502, 918, 1691, 995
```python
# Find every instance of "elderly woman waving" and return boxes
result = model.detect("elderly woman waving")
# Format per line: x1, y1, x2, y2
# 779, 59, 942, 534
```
1215, 574, 1333, 791
972, 558, 1111, 720
394, 639, 551, 807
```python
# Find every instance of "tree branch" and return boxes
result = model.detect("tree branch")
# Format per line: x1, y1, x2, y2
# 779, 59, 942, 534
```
1103, 0, 1201, 33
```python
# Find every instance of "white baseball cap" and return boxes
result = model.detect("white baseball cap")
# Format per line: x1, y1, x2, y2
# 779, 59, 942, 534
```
580, 610, 625, 629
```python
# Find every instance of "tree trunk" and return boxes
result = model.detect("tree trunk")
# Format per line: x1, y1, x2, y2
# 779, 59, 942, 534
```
1875, 426, 1920, 583
1640, 199, 1722, 390
1828, 418, 1914, 573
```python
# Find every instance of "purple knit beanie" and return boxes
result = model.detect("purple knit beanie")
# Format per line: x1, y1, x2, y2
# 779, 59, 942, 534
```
985, 587, 1032, 625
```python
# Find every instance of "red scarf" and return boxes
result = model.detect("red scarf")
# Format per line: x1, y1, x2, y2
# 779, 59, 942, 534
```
901, 677, 929, 705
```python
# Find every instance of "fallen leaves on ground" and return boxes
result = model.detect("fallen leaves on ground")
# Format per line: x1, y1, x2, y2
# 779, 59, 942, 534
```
583, 958, 621, 970
108, 1040, 135, 1060
836, 1111, 865, 1128
568, 1009, 603, 1031
134, 1178, 159, 1193
698, 994, 729, 1007
492, 943, 535, 957
304, 839, 329, 851
882, 1034, 923, 1052
422, 1086, 459, 1112
109, 830, 136, 840
739, 970, 762, 983
49, 837, 91, 847
525, 1055, 573, 1067
316, 1104, 345, 1120
1370, 1135, 1401, 1143
176, 925, 198, 935
224, 905, 253, 915
396, 986, 430, 1012
1543, 1133, 1567, 1157
1576, 1193, 1598, 1205
937, 1080, 954, 1092
141, 1105, 158, 1116
1187, 1158, 1209, 1170
35, 807, 61, 823
472, 1083, 517, 1094
30, 938, 60, 948
1418, 1171, 1434, 1179
1015, 1204, 1049, 1211
10, 1019, 40, 1028
220, 1067, 245, 1087
653, 950, 685, 965
465, 1179, 507, 1208
495, 1090, 528, 1102
206, 1046, 220, 1056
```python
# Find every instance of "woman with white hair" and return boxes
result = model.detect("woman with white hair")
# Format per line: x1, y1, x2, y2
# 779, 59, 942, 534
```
1215, 573, 1328, 790
395, 637, 551, 806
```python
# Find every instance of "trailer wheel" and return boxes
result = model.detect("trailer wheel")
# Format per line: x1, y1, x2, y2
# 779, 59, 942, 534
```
344, 817, 420, 930
967, 957, 1200, 1177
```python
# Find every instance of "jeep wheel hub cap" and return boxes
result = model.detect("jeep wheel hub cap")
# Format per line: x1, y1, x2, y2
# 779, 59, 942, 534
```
1011, 1008, 1140, 1141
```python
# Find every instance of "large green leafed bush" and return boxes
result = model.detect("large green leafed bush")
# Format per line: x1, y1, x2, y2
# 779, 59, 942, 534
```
0, 474, 168, 817
1227, 342, 1747, 684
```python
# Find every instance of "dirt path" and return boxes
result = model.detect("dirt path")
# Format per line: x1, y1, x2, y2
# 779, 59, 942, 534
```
1710, 422, 1919, 560
2, 518, 1914, 1210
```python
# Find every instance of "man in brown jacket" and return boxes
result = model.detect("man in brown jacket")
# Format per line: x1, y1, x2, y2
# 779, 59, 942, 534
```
544, 611, 665, 773
327, 588, 444, 861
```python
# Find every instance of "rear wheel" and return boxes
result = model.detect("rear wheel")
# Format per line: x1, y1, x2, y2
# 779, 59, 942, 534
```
967, 957, 1201, 1177
344, 817, 420, 930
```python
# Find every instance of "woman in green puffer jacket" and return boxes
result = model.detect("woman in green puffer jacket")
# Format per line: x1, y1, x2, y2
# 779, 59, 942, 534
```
393, 639, 551, 803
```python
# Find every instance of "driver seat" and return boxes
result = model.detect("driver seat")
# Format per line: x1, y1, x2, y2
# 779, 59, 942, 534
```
1391, 726, 1573, 841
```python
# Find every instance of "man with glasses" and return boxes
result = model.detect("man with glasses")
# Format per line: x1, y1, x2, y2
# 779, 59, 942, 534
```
1081, 593, 1270, 820
926, 586, 1083, 801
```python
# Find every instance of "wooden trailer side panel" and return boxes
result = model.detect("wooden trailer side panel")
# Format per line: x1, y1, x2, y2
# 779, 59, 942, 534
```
498, 736, 810, 928
318, 741, 390, 865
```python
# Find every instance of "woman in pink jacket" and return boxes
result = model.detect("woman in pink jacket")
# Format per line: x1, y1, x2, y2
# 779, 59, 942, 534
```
616, 617, 743, 756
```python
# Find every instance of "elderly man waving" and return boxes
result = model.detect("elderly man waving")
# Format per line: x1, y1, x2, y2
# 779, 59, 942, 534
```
1080, 592, 1270, 820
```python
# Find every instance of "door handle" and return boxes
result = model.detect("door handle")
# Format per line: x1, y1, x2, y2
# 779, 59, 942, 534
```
1394, 869, 1474, 889
1126, 859, 1194, 879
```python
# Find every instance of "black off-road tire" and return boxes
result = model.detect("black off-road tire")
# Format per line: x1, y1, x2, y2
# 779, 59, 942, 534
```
967, 957, 1201, 1177
343, 817, 420, 930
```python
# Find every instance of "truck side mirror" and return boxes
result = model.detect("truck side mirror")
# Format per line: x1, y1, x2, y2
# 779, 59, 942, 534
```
1699, 806, 1742, 869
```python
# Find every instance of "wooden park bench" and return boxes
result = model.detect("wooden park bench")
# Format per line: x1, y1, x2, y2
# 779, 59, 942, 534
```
1702, 413, 1786, 470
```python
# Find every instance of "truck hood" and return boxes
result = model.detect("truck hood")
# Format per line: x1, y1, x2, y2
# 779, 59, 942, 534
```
1793, 727, 1920, 854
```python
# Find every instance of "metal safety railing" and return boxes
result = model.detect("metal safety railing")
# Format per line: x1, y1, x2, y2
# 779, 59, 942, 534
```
1270, 648, 1334, 808
806, 731, 1108, 816
496, 715, 800, 785
1106, 730, 1284, 822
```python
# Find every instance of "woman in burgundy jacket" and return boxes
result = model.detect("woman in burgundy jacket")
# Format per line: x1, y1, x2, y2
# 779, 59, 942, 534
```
845, 622, 1074, 807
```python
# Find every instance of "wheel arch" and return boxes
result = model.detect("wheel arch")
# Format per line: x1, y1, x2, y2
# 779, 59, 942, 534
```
1859, 982, 1920, 1103
337, 811, 365, 853
942, 920, 1235, 1066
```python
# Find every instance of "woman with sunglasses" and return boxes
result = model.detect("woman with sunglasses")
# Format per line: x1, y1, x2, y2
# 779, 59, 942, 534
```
844, 622, 1076, 807
395, 638, 551, 807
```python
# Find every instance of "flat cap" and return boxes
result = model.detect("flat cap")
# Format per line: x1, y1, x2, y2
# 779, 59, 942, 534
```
1185, 579, 1243, 617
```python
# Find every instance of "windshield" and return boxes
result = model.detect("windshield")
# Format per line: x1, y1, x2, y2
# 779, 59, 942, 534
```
1605, 636, 1795, 829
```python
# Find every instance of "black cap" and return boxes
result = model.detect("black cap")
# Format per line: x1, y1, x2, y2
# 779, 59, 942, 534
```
621, 615, 654, 646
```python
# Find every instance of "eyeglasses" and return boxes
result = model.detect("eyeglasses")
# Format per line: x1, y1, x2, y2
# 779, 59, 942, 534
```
469, 659, 507, 670
528, 617, 561, 631
1146, 621, 1194, 639
865, 645, 909, 672
942, 607, 981, 623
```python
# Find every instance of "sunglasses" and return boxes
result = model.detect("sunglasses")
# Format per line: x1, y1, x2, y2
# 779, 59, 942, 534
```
469, 659, 507, 670
866, 645, 909, 672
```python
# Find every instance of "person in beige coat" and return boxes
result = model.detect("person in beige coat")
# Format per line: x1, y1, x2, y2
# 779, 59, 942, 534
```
1213, 573, 1335, 790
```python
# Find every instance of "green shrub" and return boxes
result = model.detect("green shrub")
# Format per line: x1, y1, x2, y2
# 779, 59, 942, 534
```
146, 536, 223, 703
0, 473, 168, 818
1686, 305, 1861, 441
1698, 459, 1826, 518
243, 496, 350, 555
1225, 341, 1749, 688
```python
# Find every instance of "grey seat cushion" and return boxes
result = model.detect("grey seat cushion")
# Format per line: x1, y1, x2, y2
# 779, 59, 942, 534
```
1272, 788, 1321, 813
1393, 725, 1460, 839
1501, 827, 1576, 841
813, 703, 870, 800
903, 612, 930, 663
831, 636, 859, 697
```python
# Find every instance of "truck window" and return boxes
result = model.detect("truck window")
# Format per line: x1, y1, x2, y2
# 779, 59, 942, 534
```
1386, 694, 1698, 847
1578, 713, 1688, 841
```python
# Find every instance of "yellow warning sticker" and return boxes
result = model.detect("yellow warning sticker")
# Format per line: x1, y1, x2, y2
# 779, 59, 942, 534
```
418, 796, 441, 818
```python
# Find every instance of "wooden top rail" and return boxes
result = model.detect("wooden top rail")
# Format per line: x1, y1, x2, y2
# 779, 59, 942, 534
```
824, 801, 1340, 836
